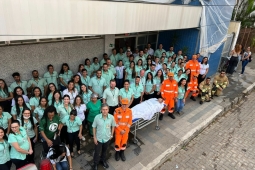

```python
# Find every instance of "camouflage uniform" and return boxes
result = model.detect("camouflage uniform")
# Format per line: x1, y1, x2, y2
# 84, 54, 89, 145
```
199, 80, 212, 102
212, 74, 229, 96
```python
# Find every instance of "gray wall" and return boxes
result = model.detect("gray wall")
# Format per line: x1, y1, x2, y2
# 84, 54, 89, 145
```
0, 38, 104, 85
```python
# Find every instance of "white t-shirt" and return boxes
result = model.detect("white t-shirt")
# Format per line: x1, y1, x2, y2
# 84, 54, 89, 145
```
12, 95, 30, 106
47, 146, 70, 164
75, 104, 86, 121
199, 63, 209, 75
62, 88, 78, 104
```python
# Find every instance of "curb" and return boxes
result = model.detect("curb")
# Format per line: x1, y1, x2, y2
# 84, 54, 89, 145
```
141, 82, 255, 170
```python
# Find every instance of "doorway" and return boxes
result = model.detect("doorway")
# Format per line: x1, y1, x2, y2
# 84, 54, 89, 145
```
115, 37, 136, 52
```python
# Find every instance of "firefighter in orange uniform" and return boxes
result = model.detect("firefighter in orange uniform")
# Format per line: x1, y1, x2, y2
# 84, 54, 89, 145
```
114, 98, 132, 162
185, 73, 199, 101
160, 72, 178, 120
185, 54, 200, 77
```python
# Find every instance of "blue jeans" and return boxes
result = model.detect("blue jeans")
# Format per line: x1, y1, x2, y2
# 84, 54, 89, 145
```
176, 99, 185, 112
56, 161, 69, 170
241, 60, 249, 74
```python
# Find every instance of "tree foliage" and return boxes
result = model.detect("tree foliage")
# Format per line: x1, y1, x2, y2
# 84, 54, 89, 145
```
232, 0, 255, 28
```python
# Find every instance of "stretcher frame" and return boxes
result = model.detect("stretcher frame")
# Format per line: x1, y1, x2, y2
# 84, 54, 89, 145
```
130, 112, 160, 144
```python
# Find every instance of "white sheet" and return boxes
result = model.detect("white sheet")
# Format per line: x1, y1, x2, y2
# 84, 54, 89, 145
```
131, 98, 164, 120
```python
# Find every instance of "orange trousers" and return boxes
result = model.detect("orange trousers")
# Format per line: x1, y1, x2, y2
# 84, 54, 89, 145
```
186, 89, 199, 97
115, 130, 129, 151
164, 94, 175, 113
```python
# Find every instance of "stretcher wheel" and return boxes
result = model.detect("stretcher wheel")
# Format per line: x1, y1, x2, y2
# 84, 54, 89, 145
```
155, 126, 160, 130
133, 138, 138, 144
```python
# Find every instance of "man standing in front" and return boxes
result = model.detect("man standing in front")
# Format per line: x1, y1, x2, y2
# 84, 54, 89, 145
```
92, 104, 116, 170
89, 70, 107, 98
160, 72, 178, 119
114, 99, 132, 162
103, 80, 119, 115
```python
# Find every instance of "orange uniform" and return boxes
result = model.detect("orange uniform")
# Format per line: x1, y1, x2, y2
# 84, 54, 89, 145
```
185, 55, 200, 77
114, 107, 132, 151
185, 78, 199, 98
160, 79, 178, 113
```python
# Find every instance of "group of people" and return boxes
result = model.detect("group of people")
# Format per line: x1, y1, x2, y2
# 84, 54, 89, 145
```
0, 42, 235, 170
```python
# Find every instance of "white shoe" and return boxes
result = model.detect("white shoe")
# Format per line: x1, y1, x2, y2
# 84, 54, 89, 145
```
81, 136, 86, 141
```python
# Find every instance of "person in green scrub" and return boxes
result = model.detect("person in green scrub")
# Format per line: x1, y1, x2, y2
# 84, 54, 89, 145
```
57, 95, 72, 145
27, 70, 47, 97
176, 78, 187, 115
72, 75, 82, 93
59, 63, 73, 91
86, 93, 101, 136
91, 57, 101, 77
19, 108, 38, 163
154, 43, 166, 58
145, 64, 156, 78
0, 79, 13, 113
80, 69, 91, 87
12, 87, 30, 106
39, 106, 61, 153
80, 84, 92, 105
59, 109, 82, 156
85, 58, 94, 77
100, 53, 109, 67
166, 46, 175, 58
130, 76, 144, 108
169, 62, 176, 74
43, 64, 59, 89
0, 105, 12, 135
154, 70, 164, 99
34, 97, 48, 122
144, 72, 156, 100
11, 95, 31, 120
29, 87, 42, 113
183, 68, 191, 82
50, 91, 63, 109
125, 61, 137, 85
124, 54, 134, 69
144, 58, 152, 70
162, 63, 168, 80
102, 63, 115, 88
106, 58, 117, 77
10, 72, 28, 95
46, 83, 57, 105
135, 59, 144, 76
89, 70, 107, 98
119, 80, 134, 108
166, 57, 173, 68
8, 120, 33, 169
174, 69, 184, 83
0, 127, 12, 170
110, 48, 118, 66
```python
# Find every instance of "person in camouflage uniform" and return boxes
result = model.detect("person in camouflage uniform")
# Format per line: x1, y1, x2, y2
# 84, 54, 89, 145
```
199, 77, 212, 104
212, 70, 229, 96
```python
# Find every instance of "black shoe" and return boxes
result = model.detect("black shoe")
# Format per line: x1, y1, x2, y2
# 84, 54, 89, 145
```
115, 151, 120, 161
101, 161, 109, 168
93, 163, 98, 170
214, 94, 218, 97
198, 94, 201, 97
200, 101, 203, 105
206, 100, 211, 102
120, 150, 126, 161
168, 113, 175, 119
159, 114, 164, 120
190, 96, 196, 101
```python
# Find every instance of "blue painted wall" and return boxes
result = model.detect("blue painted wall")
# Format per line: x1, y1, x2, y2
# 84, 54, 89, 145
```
171, 0, 201, 6
158, 28, 200, 58
207, 43, 224, 77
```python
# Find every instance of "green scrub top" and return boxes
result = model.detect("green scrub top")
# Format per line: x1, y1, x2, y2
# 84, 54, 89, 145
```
145, 80, 156, 94
80, 76, 90, 86
174, 74, 184, 83
91, 63, 101, 74
86, 100, 101, 123
169, 67, 177, 74
117, 53, 128, 63
29, 97, 40, 108
39, 115, 60, 140
43, 71, 59, 88
18, 117, 38, 138
0, 140, 10, 164
102, 87, 119, 106
50, 101, 63, 110
119, 88, 134, 101
11, 103, 31, 119
130, 84, 144, 98
145, 69, 156, 78
92, 114, 116, 143
61, 116, 82, 133
0, 87, 12, 98
47, 92, 53, 106
166, 51, 175, 58
102, 70, 115, 87
34, 106, 45, 120
154, 49, 166, 58
124, 61, 131, 69
88, 77, 107, 97
81, 91, 92, 104
182, 73, 189, 80
100, 59, 107, 67
0, 112, 12, 129
84, 65, 94, 77
125, 67, 136, 85
110, 54, 118, 66
154, 77, 162, 92
108, 65, 116, 75
177, 86, 186, 99
57, 104, 72, 122
8, 127, 30, 160
134, 56, 146, 65
75, 84, 81, 93
175, 56, 183, 63
10, 81, 28, 95
135, 65, 143, 76
59, 70, 73, 86
27, 78, 47, 95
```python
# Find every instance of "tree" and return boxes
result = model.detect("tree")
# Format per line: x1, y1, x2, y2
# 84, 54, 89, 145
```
232, 0, 255, 28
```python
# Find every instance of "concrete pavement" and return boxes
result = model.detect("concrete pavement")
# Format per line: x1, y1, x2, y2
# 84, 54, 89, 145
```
24, 57, 255, 170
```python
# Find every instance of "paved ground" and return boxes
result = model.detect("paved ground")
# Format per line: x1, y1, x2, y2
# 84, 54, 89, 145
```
158, 91, 255, 170
11, 58, 255, 170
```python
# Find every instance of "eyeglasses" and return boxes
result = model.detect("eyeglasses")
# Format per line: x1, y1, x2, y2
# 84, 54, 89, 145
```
11, 126, 19, 129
